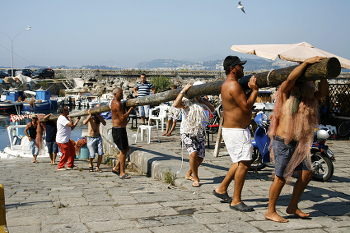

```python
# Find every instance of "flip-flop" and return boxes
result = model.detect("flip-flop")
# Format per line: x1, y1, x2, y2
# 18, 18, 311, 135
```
212, 190, 232, 203
95, 168, 103, 173
89, 166, 94, 172
229, 202, 254, 212
185, 176, 194, 181
112, 168, 120, 175
119, 174, 131, 179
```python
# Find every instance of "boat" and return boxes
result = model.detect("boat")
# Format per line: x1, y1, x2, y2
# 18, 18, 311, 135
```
0, 90, 24, 114
0, 123, 48, 159
22, 90, 58, 112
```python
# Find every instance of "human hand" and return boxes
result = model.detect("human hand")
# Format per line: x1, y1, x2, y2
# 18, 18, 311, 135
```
305, 56, 325, 65
87, 109, 91, 115
248, 75, 258, 91
182, 83, 192, 93
28, 136, 32, 141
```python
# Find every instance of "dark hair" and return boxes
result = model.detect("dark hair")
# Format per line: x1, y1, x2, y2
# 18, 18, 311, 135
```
59, 107, 67, 114
141, 73, 146, 77
223, 56, 246, 75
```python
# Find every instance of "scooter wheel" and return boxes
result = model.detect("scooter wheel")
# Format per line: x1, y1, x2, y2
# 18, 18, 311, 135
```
311, 151, 334, 182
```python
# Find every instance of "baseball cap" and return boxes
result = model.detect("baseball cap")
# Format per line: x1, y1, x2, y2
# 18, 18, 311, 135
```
223, 56, 247, 71
32, 114, 38, 119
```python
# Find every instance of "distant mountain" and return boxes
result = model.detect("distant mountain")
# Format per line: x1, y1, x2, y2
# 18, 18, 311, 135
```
135, 58, 296, 71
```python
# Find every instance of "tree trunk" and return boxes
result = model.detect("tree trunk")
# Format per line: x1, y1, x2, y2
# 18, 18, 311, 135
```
41, 57, 340, 122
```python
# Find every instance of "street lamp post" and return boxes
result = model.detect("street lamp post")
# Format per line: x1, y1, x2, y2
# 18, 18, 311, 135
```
0, 26, 31, 78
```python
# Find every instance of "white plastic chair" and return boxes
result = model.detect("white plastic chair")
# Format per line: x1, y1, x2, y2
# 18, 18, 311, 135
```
135, 125, 160, 144
148, 104, 169, 132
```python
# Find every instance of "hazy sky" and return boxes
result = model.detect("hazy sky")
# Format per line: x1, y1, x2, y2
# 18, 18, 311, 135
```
1, 0, 349, 69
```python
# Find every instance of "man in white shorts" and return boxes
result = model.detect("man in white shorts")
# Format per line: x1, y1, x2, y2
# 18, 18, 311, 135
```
213, 56, 258, 212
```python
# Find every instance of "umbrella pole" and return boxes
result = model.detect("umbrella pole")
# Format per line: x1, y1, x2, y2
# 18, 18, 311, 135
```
41, 57, 340, 122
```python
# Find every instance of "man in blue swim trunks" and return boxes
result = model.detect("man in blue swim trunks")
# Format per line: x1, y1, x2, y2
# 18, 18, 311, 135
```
83, 104, 106, 172
265, 56, 329, 223
111, 87, 134, 179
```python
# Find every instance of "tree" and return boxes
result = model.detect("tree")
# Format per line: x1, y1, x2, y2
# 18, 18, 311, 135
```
149, 75, 172, 93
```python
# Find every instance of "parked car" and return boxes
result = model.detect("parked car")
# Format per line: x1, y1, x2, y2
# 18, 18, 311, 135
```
20, 69, 33, 77
7, 69, 17, 76
31, 68, 54, 79
0, 71, 9, 79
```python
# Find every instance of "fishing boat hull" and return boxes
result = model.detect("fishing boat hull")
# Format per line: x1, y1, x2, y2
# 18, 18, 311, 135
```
22, 99, 57, 111
0, 102, 23, 113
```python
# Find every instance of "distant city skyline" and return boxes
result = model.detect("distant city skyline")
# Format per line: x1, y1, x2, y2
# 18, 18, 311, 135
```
1, 0, 349, 70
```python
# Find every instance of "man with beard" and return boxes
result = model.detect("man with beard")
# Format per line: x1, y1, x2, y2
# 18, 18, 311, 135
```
213, 56, 258, 212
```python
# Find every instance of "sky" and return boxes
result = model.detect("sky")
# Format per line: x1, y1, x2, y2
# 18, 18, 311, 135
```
1, 0, 350, 69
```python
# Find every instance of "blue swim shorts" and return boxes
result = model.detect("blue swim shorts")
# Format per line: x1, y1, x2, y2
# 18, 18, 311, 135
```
273, 137, 309, 177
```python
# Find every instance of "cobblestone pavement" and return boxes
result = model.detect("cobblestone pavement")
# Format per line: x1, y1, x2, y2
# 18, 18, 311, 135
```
1, 136, 350, 232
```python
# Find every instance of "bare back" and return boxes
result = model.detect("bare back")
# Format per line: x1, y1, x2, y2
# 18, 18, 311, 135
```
221, 79, 253, 128
111, 99, 128, 128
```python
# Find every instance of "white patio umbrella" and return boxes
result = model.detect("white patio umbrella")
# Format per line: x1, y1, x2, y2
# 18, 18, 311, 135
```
231, 42, 350, 69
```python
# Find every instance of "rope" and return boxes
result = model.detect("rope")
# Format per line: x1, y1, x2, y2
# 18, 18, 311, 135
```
267, 69, 276, 86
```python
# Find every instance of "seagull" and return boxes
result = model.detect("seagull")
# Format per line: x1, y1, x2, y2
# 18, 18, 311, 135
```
238, 1, 245, 14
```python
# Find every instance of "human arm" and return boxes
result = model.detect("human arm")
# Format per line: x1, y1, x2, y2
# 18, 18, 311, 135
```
24, 123, 31, 141
66, 116, 80, 130
198, 97, 215, 112
173, 84, 192, 109
230, 76, 259, 114
280, 56, 325, 95
43, 113, 53, 121
82, 109, 91, 125
151, 87, 156, 94
97, 113, 106, 126
133, 86, 138, 96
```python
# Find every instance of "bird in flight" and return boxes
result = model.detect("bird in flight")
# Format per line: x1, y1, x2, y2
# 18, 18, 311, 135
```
238, 1, 245, 14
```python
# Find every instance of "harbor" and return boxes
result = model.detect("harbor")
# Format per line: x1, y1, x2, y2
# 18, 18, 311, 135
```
1, 124, 350, 232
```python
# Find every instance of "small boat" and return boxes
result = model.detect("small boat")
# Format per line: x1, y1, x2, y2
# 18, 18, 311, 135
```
0, 101, 23, 114
22, 90, 58, 112
0, 124, 48, 159
0, 90, 24, 114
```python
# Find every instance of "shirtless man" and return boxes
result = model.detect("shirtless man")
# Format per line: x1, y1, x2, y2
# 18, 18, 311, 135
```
265, 56, 328, 222
111, 87, 134, 179
83, 104, 106, 172
213, 56, 258, 212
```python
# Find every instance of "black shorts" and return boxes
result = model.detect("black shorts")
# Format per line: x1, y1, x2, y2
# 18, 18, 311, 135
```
112, 127, 129, 151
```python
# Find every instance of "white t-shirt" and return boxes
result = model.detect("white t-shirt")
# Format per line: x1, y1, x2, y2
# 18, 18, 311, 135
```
56, 115, 71, 144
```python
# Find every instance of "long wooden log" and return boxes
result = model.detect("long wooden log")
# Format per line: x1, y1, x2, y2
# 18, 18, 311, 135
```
41, 57, 340, 122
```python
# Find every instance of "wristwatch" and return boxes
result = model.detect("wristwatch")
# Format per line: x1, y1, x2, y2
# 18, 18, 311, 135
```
180, 91, 185, 94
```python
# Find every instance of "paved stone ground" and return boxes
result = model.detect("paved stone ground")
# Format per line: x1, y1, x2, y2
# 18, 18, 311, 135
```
1, 128, 350, 232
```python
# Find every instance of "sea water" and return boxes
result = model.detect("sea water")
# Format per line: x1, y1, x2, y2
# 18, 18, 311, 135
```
0, 108, 88, 151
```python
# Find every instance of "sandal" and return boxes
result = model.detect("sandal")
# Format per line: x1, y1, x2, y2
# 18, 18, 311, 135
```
112, 168, 120, 175
89, 166, 94, 172
95, 168, 103, 173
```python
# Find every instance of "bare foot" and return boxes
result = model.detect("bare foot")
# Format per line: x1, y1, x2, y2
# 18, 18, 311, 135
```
265, 212, 289, 223
162, 132, 168, 136
192, 181, 200, 187
185, 176, 194, 181
166, 133, 171, 136
286, 207, 310, 218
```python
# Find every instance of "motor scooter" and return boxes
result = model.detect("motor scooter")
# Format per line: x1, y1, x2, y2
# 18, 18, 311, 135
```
251, 112, 335, 181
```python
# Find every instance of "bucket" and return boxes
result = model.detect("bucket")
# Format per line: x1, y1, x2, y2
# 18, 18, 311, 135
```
79, 146, 89, 160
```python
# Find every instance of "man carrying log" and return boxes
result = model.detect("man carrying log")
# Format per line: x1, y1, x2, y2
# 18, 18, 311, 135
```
83, 104, 106, 172
265, 56, 328, 222
213, 56, 258, 212
111, 87, 134, 179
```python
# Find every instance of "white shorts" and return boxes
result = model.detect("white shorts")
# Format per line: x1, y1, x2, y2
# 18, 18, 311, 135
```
222, 127, 253, 164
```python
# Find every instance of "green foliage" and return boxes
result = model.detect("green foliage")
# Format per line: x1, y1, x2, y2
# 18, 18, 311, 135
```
149, 75, 172, 93
40, 80, 48, 89
164, 169, 177, 185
